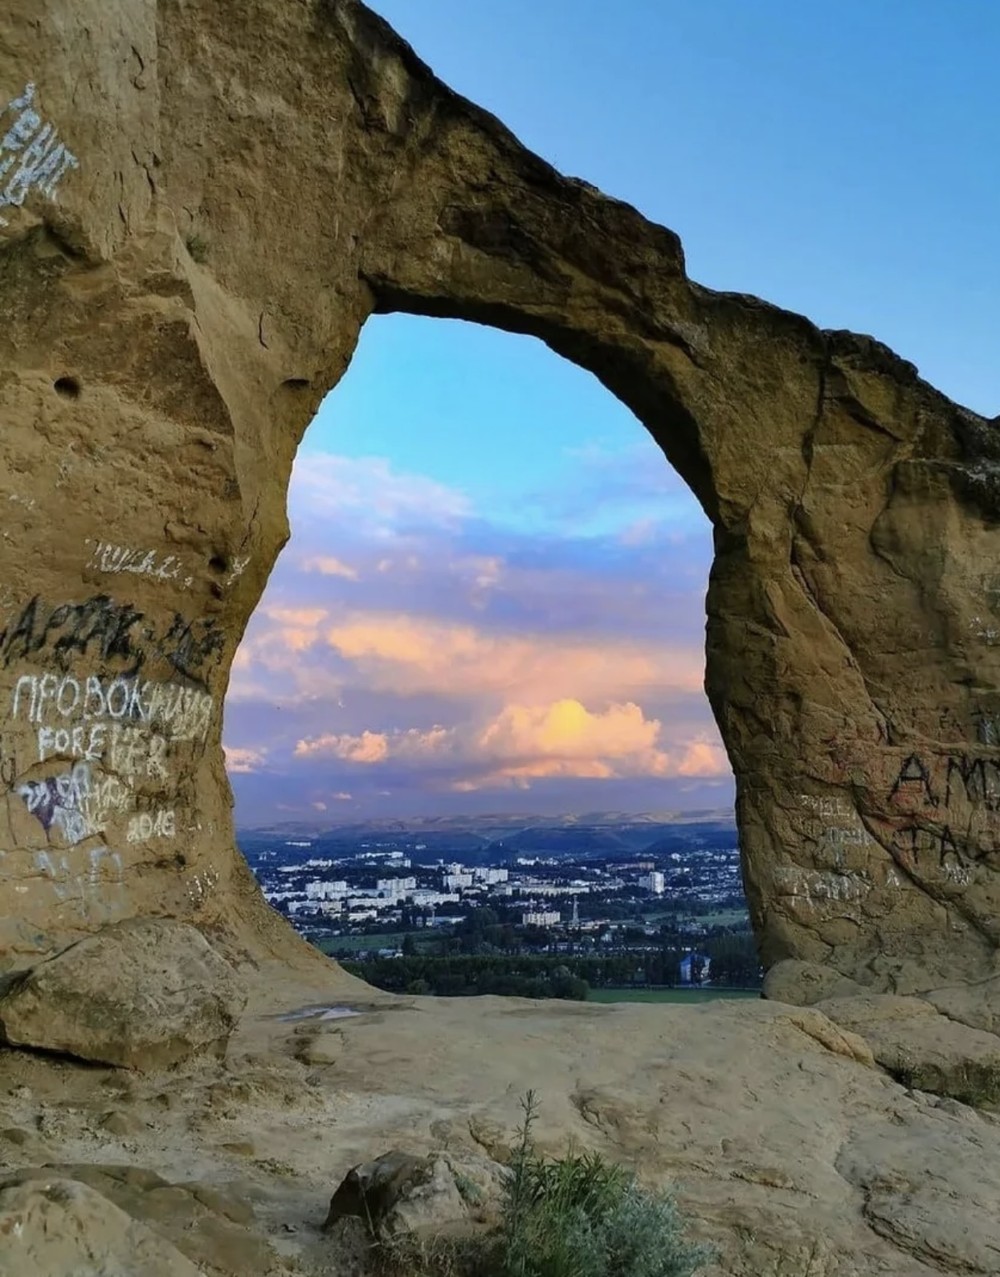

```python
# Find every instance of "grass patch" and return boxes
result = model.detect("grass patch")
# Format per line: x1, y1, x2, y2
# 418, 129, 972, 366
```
184, 232, 209, 262
586, 987, 760, 1004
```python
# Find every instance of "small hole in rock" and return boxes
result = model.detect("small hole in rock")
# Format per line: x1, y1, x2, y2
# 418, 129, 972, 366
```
54, 376, 81, 399
282, 377, 310, 390
209, 555, 228, 572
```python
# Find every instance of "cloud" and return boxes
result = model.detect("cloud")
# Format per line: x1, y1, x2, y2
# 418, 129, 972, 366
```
291, 698, 727, 794
225, 438, 724, 818
296, 729, 390, 763
318, 612, 704, 702
291, 452, 470, 531
301, 555, 360, 580
224, 745, 269, 774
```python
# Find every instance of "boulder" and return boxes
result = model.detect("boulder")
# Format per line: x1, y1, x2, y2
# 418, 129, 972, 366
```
0, 1177, 204, 1277
0, 919, 246, 1070
325, 1149, 469, 1239
816, 994, 1000, 1107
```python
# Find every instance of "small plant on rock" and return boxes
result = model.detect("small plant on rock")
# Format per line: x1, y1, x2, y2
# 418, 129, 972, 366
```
369, 1090, 712, 1277
488, 1090, 713, 1277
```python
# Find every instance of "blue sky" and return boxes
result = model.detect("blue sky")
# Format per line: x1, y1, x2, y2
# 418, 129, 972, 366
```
224, 1, 1000, 825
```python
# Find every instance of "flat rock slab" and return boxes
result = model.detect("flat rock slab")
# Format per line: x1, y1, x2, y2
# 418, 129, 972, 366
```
0, 1176, 203, 1277
816, 994, 1000, 1106
0, 1163, 273, 1276
0, 919, 246, 1070
924, 975, 1000, 1035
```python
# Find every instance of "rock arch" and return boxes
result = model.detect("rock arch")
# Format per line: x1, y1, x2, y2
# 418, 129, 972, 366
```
0, 0, 998, 992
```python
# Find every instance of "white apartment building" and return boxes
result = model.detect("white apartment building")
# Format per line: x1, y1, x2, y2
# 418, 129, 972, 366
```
473, 867, 509, 884
443, 872, 473, 891
410, 889, 461, 908
522, 909, 561, 927
305, 880, 349, 900
640, 871, 666, 894
376, 876, 417, 899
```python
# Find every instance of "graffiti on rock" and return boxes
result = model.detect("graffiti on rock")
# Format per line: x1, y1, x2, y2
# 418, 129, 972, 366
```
85, 540, 194, 589
0, 595, 225, 687
17, 761, 92, 845
0, 83, 79, 227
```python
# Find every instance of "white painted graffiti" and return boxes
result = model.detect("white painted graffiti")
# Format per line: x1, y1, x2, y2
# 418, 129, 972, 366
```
187, 865, 219, 904
969, 616, 1000, 645
85, 540, 194, 589
942, 860, 972, 886
807, 822, 874, 848
976, 711, 1000, 747
12, 672, 214, 742
799, 794, 854, 819
0, 84, 79, 227
36, 722, 107, 764
774, 865, 873, 908
226, 556, 250, 587
17, 759, 171, 846
4, 843, 126, 919
17, 761, 93, 845
126, 809, 175, 843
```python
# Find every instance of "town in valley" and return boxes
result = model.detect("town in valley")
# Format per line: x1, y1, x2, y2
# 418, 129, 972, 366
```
240, 810, 760, 1003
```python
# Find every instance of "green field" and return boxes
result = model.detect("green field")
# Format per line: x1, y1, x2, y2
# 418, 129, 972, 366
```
642, 908, 749, 929
586, 986, 760, 1004
314, 933, 409, 954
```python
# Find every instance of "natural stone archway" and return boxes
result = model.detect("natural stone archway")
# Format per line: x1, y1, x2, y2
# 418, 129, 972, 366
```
1, 0, 999, 996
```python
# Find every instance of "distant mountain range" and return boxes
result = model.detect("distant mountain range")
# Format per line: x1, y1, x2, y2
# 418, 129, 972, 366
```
237, 809, 738, 859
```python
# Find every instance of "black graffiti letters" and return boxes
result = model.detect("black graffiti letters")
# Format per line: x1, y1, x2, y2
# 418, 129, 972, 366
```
888, 752, 1000, 814
160, 613, 225, 686
888, 754, 938, 807
0, 596, 225, 686
0, 595, 145, 673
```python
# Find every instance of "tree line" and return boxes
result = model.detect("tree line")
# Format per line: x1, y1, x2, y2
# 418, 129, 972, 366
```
342, 933, 761, 1001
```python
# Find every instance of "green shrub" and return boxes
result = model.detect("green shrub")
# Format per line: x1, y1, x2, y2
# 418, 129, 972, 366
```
371, 1091, 712, 1277
490, 1091, 712, 1277
184, 232, 209, 263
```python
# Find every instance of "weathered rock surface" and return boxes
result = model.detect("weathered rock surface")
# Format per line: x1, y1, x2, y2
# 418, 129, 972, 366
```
816, 993, 1000, 1107
0, 918, 246, 1069
325, 1148, 472, 1238
763, 958, 868, 1005
1, 983, 1000, 1276
0, 2, 999, 992
0, 1176, 204, 1277
0, 1163, 274, 1276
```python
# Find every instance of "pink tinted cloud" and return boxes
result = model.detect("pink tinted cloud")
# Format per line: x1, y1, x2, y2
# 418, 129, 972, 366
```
277, 611, 707, 703
224, 745, 269, 774
292, 697, 727, 794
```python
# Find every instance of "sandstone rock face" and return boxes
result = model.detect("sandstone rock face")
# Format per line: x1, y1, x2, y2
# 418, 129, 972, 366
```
0, 1176, 204, 1277
0, 918, 246, 1068
762, 958, 867, 1005
0, 0, 999, 993
817, 993, 1000, 1107
0, 1164, 274, 1276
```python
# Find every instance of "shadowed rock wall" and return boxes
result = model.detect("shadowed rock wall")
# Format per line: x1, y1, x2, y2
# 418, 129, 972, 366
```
1, 0, 999, 992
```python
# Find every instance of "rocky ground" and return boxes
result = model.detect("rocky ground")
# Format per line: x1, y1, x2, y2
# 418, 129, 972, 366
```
0, 935, 999, 1276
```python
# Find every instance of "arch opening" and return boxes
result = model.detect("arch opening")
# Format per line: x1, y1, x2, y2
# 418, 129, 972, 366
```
225, 314, 757, 990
